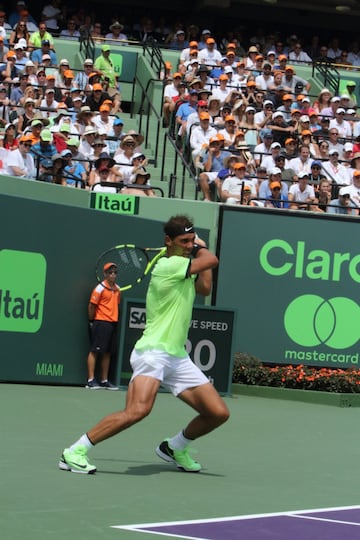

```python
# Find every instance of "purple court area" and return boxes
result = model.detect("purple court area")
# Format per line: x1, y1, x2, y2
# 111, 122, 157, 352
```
113, 506, 360, 539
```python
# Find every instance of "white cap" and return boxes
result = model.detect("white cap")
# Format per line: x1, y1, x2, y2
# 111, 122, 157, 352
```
340, 94, 350, 99
336, 107, 346, 114
298, 170, 309, 179
224, 66, 233, 73
348, 109, 356, 114
264, 100, 273, 107
331, 96, 340, 102
267, 50, 276, 56
273, 111, 284, 119
270, 142, 281, 149
245, 106, 256, 112
300, 115, 310, 122
270, 167, 282, 175
329, 148, 340, 155
339, 186, 351, 196
14, 43, 23, 50
302, 97, 310, 103
344, 142, 353, 151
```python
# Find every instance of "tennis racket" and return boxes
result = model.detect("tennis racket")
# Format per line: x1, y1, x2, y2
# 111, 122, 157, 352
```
95, 244, 167, 291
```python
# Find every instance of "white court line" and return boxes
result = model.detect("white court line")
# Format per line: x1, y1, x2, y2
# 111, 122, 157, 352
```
111, 503, 360, 532
289, 513, 360, 527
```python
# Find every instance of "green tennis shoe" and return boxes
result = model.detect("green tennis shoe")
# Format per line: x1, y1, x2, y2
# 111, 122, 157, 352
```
156, 439, 201, 472
58, 445, 96, 474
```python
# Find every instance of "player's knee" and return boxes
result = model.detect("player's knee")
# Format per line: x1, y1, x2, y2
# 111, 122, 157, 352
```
212, 404, 230, 427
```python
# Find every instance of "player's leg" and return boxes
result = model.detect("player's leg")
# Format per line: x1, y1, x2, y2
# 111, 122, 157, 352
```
178, 383, 230, 438
59, 349, 164, 474
156, 356, 229, 472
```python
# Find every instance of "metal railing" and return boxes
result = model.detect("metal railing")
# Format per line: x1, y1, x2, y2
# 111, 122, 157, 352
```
312, 61, 340, 96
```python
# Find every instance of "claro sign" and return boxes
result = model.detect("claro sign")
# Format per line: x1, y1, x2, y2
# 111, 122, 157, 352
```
259, 239, 360, 365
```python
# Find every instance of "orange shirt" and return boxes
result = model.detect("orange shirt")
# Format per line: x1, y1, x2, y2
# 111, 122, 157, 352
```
90, 282, 121, 322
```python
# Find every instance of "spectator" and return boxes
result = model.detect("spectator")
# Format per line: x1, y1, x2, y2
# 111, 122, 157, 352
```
308, 159, 326, 186
60, 18, 81, 41
198, 37, 222, 66
282, 65, 311, 94
79, 125, 98, 158
105, 21, 128, 45
327, 127, 344, 154
313, 178, 332, 212
259, 166, 288, 200
168, 29, 188, 51
93, 103, 113, 135
313, 88, 332, 115
85, 82, 111, 112
30, 128, 57, 160
327, 186, 358, 215
73, 105, 95, 135
5, 133, 36, 178
288, 42, 312, 63
87, 20, 101, 41
197, 136, 230, 201
346, 170, 360, 208
0, 122, 19, 151
329, 108, 352, 139
288, 171, 315, 210
289, 144, 312, 175
16, 96, 34, 132
88, 151, 118, 187
162, 72, 183, 127
75, 58, 94, 90
321, 148, 350, 187
121, 167, 156, 197
41, 0, 63, 34
9, 20, 30, 47
31, 39, 57, 66
61, 148, 87, 187
29, 22, 54, 49
94, 45, 118, 91
189, 111, 217, 162
264, 179, 289, 208
220, 162, 256, 204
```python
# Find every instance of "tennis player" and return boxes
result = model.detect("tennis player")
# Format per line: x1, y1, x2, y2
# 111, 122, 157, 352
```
59, 215, 230, 474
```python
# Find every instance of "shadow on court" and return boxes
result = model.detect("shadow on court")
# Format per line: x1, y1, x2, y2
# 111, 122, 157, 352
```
2, 383, 360, 540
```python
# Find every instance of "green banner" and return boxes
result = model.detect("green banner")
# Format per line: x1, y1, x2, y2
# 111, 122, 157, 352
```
117, 299, 236, 395
216, 207, 360, 369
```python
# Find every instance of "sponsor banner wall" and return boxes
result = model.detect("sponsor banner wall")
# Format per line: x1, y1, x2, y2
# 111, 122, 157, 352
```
0, 194, 210, 385
216, 206, 360, 369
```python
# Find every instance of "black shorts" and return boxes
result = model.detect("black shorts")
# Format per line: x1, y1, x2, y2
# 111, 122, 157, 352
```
90, 320, 118, 353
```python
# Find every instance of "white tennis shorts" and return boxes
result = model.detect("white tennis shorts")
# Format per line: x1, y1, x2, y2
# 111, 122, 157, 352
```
130, 348, 209, 396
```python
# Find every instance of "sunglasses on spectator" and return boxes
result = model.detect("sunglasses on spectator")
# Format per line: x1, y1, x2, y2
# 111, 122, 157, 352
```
22, 143, 32, 147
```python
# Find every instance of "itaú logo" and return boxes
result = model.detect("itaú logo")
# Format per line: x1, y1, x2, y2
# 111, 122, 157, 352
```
284, 295, 360, 349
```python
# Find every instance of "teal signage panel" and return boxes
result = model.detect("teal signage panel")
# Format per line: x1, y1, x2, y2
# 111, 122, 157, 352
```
216, 206, 360, 369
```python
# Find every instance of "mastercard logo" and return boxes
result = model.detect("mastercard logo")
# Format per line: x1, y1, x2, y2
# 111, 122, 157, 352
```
284, 295, 360, 349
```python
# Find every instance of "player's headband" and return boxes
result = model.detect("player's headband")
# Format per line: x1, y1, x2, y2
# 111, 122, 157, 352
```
166, 225, 195, 238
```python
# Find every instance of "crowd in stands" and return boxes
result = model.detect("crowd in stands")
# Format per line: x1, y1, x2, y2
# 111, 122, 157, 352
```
0, 2, 360, 210
159, 28, 360, 214
0, 3, 160, 195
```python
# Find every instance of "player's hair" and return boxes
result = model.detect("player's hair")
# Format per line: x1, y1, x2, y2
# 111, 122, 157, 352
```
164, 215, 194, 239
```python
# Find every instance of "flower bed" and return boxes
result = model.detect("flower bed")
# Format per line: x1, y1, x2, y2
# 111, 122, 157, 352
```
233, 353, 360, 394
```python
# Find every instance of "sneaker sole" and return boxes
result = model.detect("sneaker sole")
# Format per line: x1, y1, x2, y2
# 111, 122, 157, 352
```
85, 386, 103, 389
58, 460, 96, 474
155, 446, 201, 473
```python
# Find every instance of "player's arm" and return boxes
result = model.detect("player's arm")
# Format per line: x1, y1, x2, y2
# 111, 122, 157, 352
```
88, 302, 97, 321
189, 241, 218, 296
